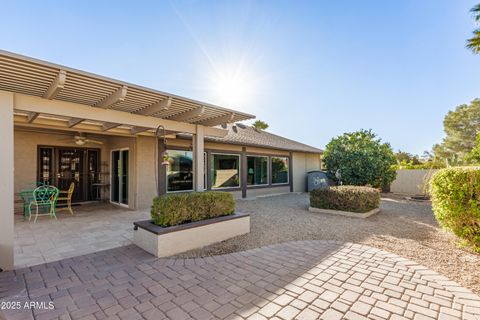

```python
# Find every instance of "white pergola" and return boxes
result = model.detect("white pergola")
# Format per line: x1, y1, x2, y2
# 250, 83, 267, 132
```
0, 50, 255, 271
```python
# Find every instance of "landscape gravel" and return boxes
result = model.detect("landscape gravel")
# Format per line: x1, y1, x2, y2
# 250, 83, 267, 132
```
177, 193, 480, 294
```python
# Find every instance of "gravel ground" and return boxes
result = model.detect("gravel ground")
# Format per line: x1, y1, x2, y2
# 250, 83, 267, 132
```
177, 193, 480, 295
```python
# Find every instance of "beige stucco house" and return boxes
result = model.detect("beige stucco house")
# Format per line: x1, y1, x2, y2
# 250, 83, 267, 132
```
0, 50, 323, 270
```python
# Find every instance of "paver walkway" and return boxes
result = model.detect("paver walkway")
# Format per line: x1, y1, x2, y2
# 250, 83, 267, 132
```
1, 240, 479, 320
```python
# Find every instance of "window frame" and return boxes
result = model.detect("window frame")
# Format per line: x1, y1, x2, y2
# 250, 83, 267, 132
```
271, 156, 290, 185
210, 152, 242, 190
165, 149, 194, 194
246, 155, 269, 187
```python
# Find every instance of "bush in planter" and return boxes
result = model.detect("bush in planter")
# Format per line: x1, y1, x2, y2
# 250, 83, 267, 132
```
151, 192, 235, 227
430, 167, 480, 252
310, 186, 380, 213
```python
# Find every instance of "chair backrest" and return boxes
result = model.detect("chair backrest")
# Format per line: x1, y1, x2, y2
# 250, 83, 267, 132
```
49, 186, 59, 207
33, 185, 59, 203
67, 182, 75, 198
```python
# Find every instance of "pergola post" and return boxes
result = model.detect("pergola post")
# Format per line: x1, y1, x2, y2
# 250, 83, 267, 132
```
0, 90, 14, 271
193, 125, 205, 192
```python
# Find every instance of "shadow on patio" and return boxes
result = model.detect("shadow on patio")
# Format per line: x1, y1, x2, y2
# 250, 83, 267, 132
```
14, 203, 150, 268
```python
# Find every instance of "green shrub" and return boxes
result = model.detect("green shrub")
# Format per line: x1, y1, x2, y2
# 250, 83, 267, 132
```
323, 130, 397, 188
430, 167, 480, 252
151, 192, 235, 227
310, 186, 380, 213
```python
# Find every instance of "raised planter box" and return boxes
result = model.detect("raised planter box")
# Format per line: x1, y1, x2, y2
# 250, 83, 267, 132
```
308, 207, 380, 218
133, 213, 250, 257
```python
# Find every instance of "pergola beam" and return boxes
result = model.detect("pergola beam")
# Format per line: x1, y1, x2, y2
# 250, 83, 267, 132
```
197, 112, 235, 127
15, 115, 137, 137
12, 92, 228, 137
27, 112, 39, 123
43, 70, 67, 100
168, 106, 205, 122
136, 97, 172, 116
68, 117, 84, 128
130, 126, 150, 135
95, 85, 128, 108
102, 122, 121, 131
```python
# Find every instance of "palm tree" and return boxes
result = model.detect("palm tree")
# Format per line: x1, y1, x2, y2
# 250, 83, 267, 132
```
252, 120, 269, 131
467, 4, 480, 54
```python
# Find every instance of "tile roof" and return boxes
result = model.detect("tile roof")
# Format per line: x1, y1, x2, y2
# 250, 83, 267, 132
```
206, 123, 323, 154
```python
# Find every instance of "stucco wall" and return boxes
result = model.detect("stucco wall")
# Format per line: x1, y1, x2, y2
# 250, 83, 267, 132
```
292, 153, 306, 192
390, 169, 438, 195
292, 152, 322, 192
246, 186, 290, 198
135, 136, 157, 209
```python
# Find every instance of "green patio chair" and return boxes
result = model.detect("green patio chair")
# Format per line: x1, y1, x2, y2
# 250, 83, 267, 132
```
20, 182, 47, 220
28, 185, 59, 223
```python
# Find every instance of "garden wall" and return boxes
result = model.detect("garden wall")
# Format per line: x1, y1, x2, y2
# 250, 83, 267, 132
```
390, 169, 438, 195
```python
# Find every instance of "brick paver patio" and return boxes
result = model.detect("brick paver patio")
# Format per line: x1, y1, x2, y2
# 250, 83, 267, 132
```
1, 240, 479, 320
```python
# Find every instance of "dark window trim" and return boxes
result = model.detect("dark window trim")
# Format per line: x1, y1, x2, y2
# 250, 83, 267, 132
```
157, 144, 293, 196
164, 148, 194, 194
246, 154, 269, 187
270, 155, 290, 186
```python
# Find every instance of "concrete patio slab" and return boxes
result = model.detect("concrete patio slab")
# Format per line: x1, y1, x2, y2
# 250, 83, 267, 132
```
1, 240, 479, 320
14, 204, 149, 268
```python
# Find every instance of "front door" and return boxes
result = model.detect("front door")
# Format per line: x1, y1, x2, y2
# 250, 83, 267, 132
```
111, 149, 129, 206
58, 149, 84, 202
38, 146, 100, 202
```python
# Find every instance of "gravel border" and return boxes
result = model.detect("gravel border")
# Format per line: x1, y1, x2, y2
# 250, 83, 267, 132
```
176, 193, 480, 295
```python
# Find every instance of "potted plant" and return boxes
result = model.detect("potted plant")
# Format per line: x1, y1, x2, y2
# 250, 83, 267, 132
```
161, 153, 170, 166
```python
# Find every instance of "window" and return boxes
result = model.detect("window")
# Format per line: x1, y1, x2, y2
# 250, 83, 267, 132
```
38, 147, 53, 185
247, 156, 268, 186
166, 150, 193, 192
271, 156, 289, 184
211, 153, 240, 188
203, 152, 207, 190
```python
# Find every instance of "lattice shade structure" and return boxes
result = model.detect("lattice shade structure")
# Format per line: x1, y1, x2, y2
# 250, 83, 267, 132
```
0, 50, 255, 131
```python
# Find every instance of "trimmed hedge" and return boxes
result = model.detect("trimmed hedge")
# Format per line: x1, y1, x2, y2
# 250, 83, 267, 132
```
310, 186, 380, 213
430, 167, 480, 252
151, 192, 235, 227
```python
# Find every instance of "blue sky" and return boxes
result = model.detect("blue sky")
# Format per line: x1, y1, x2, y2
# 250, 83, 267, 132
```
1, 0, 479, 155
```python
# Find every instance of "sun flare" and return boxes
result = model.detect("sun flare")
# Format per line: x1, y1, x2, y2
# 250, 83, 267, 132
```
207, 64, 257, 108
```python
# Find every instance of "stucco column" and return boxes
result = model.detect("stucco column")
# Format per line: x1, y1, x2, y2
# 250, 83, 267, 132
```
0, 90, 14, 271
193, 125, 205, 192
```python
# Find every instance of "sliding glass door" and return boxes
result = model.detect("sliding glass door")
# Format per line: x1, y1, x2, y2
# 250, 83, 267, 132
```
111, 149, 129, 206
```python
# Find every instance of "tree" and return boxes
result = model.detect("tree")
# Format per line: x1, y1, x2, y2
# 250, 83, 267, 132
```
467, 3, 480, 54
433, 99, 480, 163
465, 133, 480, 164
252, 120, 269, 130
394, 150, 421, 165
323, 129, 397, 188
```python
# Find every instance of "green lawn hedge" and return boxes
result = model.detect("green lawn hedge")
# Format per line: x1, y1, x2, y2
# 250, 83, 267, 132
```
310, 186, 380, 213
151, 192, 235, 227
430, 167, 480, 252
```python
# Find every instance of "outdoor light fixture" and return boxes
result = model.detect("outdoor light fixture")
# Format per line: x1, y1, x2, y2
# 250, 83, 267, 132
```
74, 138, 86, 146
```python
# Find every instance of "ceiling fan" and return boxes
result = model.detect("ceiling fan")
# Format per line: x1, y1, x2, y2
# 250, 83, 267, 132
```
62, 133, 104, 146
